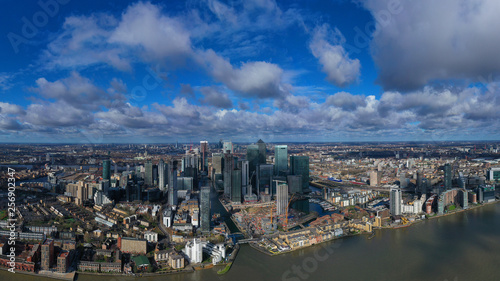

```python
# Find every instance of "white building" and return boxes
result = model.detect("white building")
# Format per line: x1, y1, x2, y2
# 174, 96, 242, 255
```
191, 210, 199, 227
163, 209, 173, 228
183, 238, 203, 264
144, 231, 158, 242
402, 194, 425, 215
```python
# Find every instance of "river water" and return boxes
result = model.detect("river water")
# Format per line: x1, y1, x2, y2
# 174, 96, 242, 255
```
3, 203, 500, 281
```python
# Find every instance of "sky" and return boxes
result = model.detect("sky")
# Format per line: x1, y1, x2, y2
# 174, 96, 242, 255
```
1, 0, 500, 143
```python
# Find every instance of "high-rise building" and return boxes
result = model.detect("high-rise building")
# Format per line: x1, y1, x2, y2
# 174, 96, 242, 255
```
41, 239, 54, 270
200, 186, 211, 233
370, 170, 381, 187
274, 145, 288, 176
168, 160, 178, 206
231, 169, 242, 203
183, 239, 203, 264
177, 177, 194, 191
257, 139, 266, 164
212, 153, 223, 175
417, 171, 424, 194
246, 144, 259, 175
276, 181, 288, 215
223, 141, 233, 154
444, 163, 452, 191
223, 153, 234, 197
200, 141, 208, 172
158, 159, 167, 191
257, 164, 273, 195
103, 159, 111, 181
290, 156, 309, 192
287, 175, 302, 194
390, 187, 402, 216
241, 160, 249, 196
145, 160, 153, 186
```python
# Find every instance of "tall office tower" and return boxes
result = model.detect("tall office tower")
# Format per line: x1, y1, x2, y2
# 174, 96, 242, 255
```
287, 175, 302, 194
41, 239, 54, 270
370, 170, 380, 187
145, 160, 153, 186
223, 153, 234, 197
231, 169, 242, 203
241, 160, 249, 196
103, 159, 111, 181
417, 171, 424, 194
274, 145, 288, 176
257, 139, 266, 164
390, 187, 402, 216
200, 141, 208, 172
158, 159, 167, 191
444, 163, 452, 191
246, 144, 260, 176
200, 185, 211, 233
223, 141, 233, 154
212, 153, 223, 174
168, 160, 178, 206
290, 156, 310, 192
257, 164, 274, 195
177, 177, 194, 191
276, 181, 288, 215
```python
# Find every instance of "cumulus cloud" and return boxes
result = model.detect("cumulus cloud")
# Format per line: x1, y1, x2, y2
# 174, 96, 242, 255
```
200, 87, 233, 108
197, 49, 287, 99
31, 72, 125, 111
309, 24, 361, 87
362, 0, 500, 90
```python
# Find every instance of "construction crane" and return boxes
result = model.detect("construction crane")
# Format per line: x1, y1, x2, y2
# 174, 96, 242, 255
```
284, 193, 297, 232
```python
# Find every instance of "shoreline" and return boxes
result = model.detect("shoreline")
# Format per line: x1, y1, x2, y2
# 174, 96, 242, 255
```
3, 200, 498, 279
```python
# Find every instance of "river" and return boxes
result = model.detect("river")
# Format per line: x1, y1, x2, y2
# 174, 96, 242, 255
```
3, 203, 500, 281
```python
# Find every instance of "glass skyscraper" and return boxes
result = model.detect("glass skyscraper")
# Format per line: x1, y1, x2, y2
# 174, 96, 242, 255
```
290, 156, 309, 191
102, 159, 111, 181
200, 185, 211, 233
231, 169, 242, 203
145, 160, 153, 186
274, 145, 288, 176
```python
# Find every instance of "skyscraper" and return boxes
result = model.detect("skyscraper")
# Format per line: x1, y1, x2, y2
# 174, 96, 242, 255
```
287, 175, 302, 194
290, 156, 309, 192
390, 187, 402, 216
274, 145, 288, 176
145, 160, 153, 186
370, 170, 380, 187
200, 186, 211, 233
241, 160, 249, 196
168, 160, 178, 206
212, 153, 223, 174
231, 169, 242, 203
246, 144, 260, 177
276, 181, 288, 215
223, 153, 234, 198
103, 159, 111, 181
444, 163, 452, 191
257, 139, 266, 164
200, 141, 208, 172
223, 141, 233, 154
158, 159, 167, 192
257, 164, 273, 195
417, 170, 424, 194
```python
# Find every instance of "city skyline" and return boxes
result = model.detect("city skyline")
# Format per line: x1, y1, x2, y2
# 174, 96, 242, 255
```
2, 0, 500, 143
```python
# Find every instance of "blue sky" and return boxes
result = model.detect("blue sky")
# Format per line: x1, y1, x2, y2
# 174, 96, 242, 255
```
1, 0, 500, 143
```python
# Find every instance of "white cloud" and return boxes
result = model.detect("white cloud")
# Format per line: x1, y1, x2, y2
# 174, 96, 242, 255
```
309, 24, 361, 87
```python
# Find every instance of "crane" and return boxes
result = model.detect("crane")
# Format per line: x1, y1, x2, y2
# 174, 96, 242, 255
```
284, 193, 297, 232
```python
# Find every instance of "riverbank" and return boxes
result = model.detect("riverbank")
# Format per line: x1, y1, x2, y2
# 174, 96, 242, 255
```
0, 267, 75, 281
